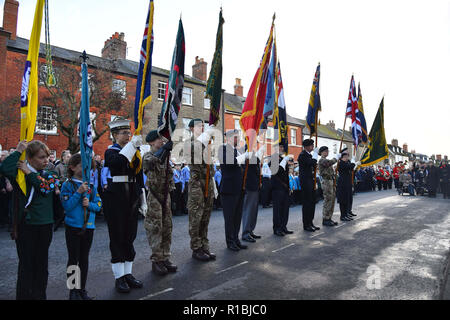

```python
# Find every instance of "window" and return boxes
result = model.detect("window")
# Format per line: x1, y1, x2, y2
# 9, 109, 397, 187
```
203, 91, 210, 109
112, 79, 126, 99
290, 128, 297, 145
36, 106, 57, 134
182, 87, 193, 106
158, 81, 166, 100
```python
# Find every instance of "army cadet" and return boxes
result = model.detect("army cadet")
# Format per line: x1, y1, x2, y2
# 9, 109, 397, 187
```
103, 118, 144, 293
336, 150, 360, 221
297, 139, 319, 232
143, 130, 177, 275
185, 119, 216, 261
318, 146, 341, 227
269, 144, 292, 236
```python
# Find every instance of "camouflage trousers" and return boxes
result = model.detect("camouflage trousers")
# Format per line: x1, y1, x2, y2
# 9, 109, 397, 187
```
187, 181, 214, 251
321, 179, 336, 220
144, 192, 172, 262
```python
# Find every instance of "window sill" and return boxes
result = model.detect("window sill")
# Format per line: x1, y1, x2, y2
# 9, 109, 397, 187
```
35, 131, 59, 136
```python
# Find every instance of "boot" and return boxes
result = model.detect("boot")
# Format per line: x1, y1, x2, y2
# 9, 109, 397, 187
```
192, 249, 210, 261
152, 261, 169, 276
202, 248, 216, 260
79, 289, 94, 300
69, 289, 82, 300
124, 274, 143, 288
163, 260, 178, 272
115, 276, 131, 293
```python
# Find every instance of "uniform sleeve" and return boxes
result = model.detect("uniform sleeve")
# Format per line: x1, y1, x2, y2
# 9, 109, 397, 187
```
88, 186, 102, 213
60, 182, 82, 212
104, 149, 129, 172
142, 152, 159, 174
0, 151, 21, 180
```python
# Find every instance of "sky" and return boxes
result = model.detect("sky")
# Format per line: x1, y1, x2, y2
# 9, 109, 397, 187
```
2, 0, 450, 157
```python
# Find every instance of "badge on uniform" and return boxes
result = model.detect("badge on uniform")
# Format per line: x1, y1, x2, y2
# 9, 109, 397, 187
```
63, 195, 69, 201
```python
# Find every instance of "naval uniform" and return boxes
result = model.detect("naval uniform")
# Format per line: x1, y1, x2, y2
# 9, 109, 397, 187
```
298, 150, 317, 228
269, 153, 290, 234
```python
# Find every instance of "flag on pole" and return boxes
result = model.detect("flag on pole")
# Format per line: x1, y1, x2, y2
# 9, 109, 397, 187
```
157, 18, 185, 140
306, 63, 321, 137
359, 98, 389, 167
134, 0, 154, 135
239, 16, 275, 150
346, 75, 363, 148
17, 0, 45, 195
262, 41, 277, 119
357, 82, 369, 145
79, 59, 93, 184
273, 61, 288, 153
206, 9, 224, 126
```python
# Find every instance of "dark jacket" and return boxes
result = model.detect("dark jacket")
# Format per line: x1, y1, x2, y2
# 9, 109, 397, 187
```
336, 160, 355, 204
218, 144, 243, 195
297, 150, 317, 191
245, 153, 261, 192
269, 153, 289, 191
425, 165, 439, 190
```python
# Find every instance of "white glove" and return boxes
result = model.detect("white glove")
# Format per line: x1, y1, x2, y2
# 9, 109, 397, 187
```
119, 142, 137, 162
312, 148, 319, 160
355, 161, 361, 167
256, 144, 266, 160
138, 188, 148, 217
197, 126, 216, 146
236, 151, 249, 165
280, 156, 290, 169
334, 153, 341, 161
351, 157, 356, 164
131, 135, 144, 148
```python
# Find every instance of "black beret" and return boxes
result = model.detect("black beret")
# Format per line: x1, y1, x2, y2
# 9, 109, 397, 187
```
318, 146, 328, 155
302, 139, 314, 147
340, 147, 348, 154
146, 130, 159, 143
188, 118, 203, 128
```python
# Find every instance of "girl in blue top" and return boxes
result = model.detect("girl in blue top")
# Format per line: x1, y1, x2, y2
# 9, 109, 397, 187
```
60, 154, 102, 300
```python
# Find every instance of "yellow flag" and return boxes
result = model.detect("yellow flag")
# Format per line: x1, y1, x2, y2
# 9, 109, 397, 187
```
17, 0, 45, 195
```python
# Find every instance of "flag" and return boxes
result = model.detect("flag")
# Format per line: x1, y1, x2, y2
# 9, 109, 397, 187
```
206, 9, 224, 126
79, 61, 93, 184
360, 98, 389, 167
134, 0, 154, 135
157, 19, 185, 140
357, 82, 369, 145
345, 75, 362, 148
273, 61, 288, 153
306, 63, 321, 137
239, 17, 275, 150
17, 0, 45, 195
262, 41, 277, 119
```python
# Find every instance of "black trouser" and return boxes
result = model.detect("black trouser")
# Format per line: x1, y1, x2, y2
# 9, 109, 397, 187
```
261, 178, 272, 207
443, 182, 449, 198
394, 179, 399, 189
272, 189, 290, 232
221, 193, 244, 247
388, 178, 393, 189
65, 226, 94, 290
183, 189, 189, 214
302, 181, 316, 227
339, 202, 351, 218
383, 181, 388, 190
15, 223, 53, 300
377, 180, 383, 191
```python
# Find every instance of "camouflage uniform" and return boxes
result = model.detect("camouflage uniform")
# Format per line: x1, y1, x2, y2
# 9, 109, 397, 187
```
185, 136, 215, 252
143, 150, 175, 263
318, 157, 338, 220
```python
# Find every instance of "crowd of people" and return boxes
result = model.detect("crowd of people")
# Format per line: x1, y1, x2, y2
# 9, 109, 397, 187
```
1, 117, 449, 301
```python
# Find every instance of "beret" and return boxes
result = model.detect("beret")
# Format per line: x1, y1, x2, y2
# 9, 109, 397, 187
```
188, 118, 203, 128
302, 139, 314, 147
318, 146, 328, 155
145, 130, 159, 143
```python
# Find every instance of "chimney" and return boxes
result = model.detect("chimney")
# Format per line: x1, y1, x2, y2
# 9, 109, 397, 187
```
101, 32, 127, 60
403, 143, 408, 153
192, 56, 207, 81
327, 120, 335, 130
234, 78, 243, 97
2, 0, 19, 40
391, 139, 398, 147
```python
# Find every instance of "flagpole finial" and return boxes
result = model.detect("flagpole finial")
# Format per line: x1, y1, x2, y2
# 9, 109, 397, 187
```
272, 12, 276, 22
80, 50, 88, 63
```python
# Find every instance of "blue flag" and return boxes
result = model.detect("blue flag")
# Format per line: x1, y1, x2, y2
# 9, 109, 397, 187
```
79, 61, 93, 184
306, 64, 321, 136
263, 42, 276, 118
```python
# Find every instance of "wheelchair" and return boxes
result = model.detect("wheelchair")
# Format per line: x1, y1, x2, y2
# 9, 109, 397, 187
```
397, 182, 416, 196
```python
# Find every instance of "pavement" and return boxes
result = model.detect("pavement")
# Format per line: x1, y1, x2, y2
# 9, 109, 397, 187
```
0, 189, 449, 300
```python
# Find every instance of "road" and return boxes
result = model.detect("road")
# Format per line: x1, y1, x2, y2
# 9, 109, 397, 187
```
0, 189, 449, 300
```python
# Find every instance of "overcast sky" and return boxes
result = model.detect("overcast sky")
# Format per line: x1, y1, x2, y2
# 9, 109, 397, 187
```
2, 0, 450, 157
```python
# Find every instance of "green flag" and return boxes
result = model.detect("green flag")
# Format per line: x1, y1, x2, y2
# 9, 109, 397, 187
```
360, 98, 389, 167
206, 9, 224, 126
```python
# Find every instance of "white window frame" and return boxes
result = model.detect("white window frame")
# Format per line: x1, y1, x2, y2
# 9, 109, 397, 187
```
182, 87, 193, 106
203, 91, 210, 109
158, 81, 166, 101
35, 106, 57, 135
112, 79, 126, 99
290, 128, 297, 145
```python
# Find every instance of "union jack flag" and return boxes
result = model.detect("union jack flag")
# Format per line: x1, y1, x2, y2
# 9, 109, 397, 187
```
346, 75, 362, 148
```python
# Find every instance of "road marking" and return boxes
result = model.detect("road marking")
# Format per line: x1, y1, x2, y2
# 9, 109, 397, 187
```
271, 243, 296, 253
139, 287, 174, 300
310, 232, 325, 238
215, 261, 249, 275
335, 223, 346, 229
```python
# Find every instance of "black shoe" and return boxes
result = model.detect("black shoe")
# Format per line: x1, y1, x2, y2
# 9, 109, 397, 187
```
227, 244, 240, 251
79, 289, 94, 300
274, 230, 285, 236
192, 249, 210, 261
163, 260, 178, 272
322, 220, 335, 227
340, 216, 352, 221
331, 220, 338, 225
152, 261, 169, 276
236, 242, 248, 249
115, 276, 131, 293
283, 229, 294, 234
311, 224, 320, 231
242, 235, 256, 243
202, 249, 216, 260
69, 289, 82, 300
348, 212, 357, 217
250, 232, 261, 239
124, 274, 143, 288
303, 226, 316, 232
